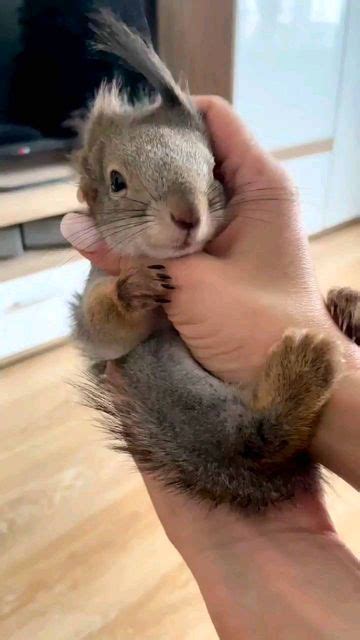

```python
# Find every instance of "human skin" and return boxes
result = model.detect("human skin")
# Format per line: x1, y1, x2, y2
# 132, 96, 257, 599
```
62, 96, 360, 639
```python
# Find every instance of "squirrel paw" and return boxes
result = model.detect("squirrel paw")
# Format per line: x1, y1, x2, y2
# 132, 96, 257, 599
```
116, 265, 175, 312
327, 287, 360, 345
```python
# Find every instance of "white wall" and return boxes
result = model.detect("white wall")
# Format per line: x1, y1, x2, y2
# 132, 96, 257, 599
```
232, 0, 359, 234
325, 1, 360, 227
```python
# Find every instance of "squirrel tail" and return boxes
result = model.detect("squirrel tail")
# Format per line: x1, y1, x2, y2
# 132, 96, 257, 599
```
80, 330, 330, 510
90, 9, 188, 110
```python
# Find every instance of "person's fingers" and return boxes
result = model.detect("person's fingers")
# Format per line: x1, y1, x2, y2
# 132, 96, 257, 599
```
193, 96, 300, 262
61, 100, 301, 276
207, 193, 300, 264
61, 212, 122, 274
164, 252, 218, 323
194, 96, 260, 171
193, 96, 284, 189
79, 247, 124, 275
61, 212, 102, 250
162, 253, 254, 380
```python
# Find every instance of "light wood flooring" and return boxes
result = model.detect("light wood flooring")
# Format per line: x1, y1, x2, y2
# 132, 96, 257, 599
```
1, 222, 359, 639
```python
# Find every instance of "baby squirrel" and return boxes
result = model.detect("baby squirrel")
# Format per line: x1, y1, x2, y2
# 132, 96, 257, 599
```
73, 10, 360, 510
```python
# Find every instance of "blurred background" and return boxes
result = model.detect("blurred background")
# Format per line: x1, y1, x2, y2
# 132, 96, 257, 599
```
1, 3, 359, 639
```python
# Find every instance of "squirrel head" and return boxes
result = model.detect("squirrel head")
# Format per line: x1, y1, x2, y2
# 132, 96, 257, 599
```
73, 10, 227, 258
75, 85, 226, 258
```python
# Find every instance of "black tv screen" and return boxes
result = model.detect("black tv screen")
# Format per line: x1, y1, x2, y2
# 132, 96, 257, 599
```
0, 1, 156, 150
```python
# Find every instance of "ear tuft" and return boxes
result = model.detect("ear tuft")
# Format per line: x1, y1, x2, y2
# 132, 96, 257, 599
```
77, 187, 85, 204
78, 176, 98, 207
91, 80, 126, 119
71, 149, 98, 207
178, 71, 190, 96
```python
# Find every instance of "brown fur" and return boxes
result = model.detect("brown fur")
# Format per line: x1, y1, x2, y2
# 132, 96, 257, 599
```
72, 11, 358, 510
327, 287, 360, 345
78, 265, 165, 360
250, 331, 337, 464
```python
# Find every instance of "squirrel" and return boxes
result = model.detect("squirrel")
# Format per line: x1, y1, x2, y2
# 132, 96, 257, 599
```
72, 10, 360, 510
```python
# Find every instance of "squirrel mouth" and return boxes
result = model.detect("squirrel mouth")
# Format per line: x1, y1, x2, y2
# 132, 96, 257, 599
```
177, 230, 195, 250
180, 237, 191, 249
173, 236, 201, 256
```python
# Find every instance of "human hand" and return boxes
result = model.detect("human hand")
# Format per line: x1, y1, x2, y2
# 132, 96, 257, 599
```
99, 364, 360, 640
62, 96, 358, 386
62, 97, 360, 638
62, 95, 360, 487
152, 96, 359, 384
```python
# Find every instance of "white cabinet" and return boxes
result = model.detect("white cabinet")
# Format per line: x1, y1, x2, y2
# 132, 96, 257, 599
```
326, 2, 360, 227
284, 153, 331, 234
233, 0, 359, 234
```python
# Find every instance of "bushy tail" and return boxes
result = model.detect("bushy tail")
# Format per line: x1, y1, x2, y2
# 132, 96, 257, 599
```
80, 330, 319, 511
91, 9, 187, 109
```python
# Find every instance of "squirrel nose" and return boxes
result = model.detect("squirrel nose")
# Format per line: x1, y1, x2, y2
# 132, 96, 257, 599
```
170, 209, 200, 231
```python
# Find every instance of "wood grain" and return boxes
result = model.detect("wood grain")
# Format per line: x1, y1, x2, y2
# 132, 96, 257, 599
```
272, 138, 334, 161
0, 181, 85, 228
0, 223, 359, 638
0, 247, 81, 283
157, 0, 236, 100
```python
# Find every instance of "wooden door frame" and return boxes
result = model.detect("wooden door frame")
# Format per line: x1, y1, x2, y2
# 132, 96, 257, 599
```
157, 0, 236, 101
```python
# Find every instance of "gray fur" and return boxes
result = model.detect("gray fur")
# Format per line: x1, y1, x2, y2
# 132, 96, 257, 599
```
71, 267, 112, 357
72, 13, 226, 260
73, 12, 321, 511
83, 330, 319, 511
74, 89, 224, 258
91, 8, 194, 111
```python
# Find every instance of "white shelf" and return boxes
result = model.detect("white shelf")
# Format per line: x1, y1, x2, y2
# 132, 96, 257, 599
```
0, 162, 73, 190
0, 247, 81, 283
0, 181, 86, 228
0, 259, 89, 365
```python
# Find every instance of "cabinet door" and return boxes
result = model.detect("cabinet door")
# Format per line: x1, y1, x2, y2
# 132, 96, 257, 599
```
325, 1, 360, 227
233, 0, 348, 234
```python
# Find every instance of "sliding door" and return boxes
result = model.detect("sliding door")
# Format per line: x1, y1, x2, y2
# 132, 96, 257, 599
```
233, 0, 359, 234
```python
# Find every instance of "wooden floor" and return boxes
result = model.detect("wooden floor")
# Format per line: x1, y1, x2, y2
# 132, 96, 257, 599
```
1, 222, 359, 639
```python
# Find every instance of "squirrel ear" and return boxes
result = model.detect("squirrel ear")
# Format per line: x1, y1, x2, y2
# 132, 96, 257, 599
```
86, 81, 126, 137
78, 176, 98, 207
77, 187, 85, 203
73, 147, 99, 207
178, 71, 190, 95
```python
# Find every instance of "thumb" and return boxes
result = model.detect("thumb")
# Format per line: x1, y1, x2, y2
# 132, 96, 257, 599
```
195, 96, 299, 262
61, 212, 123, 274
164, 252, 223, 333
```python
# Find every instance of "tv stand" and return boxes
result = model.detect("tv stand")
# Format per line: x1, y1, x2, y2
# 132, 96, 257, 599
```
0, 160, 84, 228
0, 159, 87, 364
0, 142, 74, 192
0, 162, 73, 192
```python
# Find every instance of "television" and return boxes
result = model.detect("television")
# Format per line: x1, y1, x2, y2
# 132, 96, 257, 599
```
0, 1, 156, 162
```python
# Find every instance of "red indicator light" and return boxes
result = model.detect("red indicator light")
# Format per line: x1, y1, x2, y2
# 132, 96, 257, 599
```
18, 146, 31, 156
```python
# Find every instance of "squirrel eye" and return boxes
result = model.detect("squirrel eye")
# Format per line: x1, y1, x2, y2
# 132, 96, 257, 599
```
110, 170, 127, 193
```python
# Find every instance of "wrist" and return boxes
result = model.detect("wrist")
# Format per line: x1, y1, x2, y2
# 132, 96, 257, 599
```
144, 476, 333, 569
311, 355, 360, 488
168, 492, 333, 569
189, 524, 359, 640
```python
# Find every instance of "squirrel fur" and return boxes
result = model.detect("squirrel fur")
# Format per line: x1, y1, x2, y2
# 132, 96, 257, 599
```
72, 10, 360, 510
